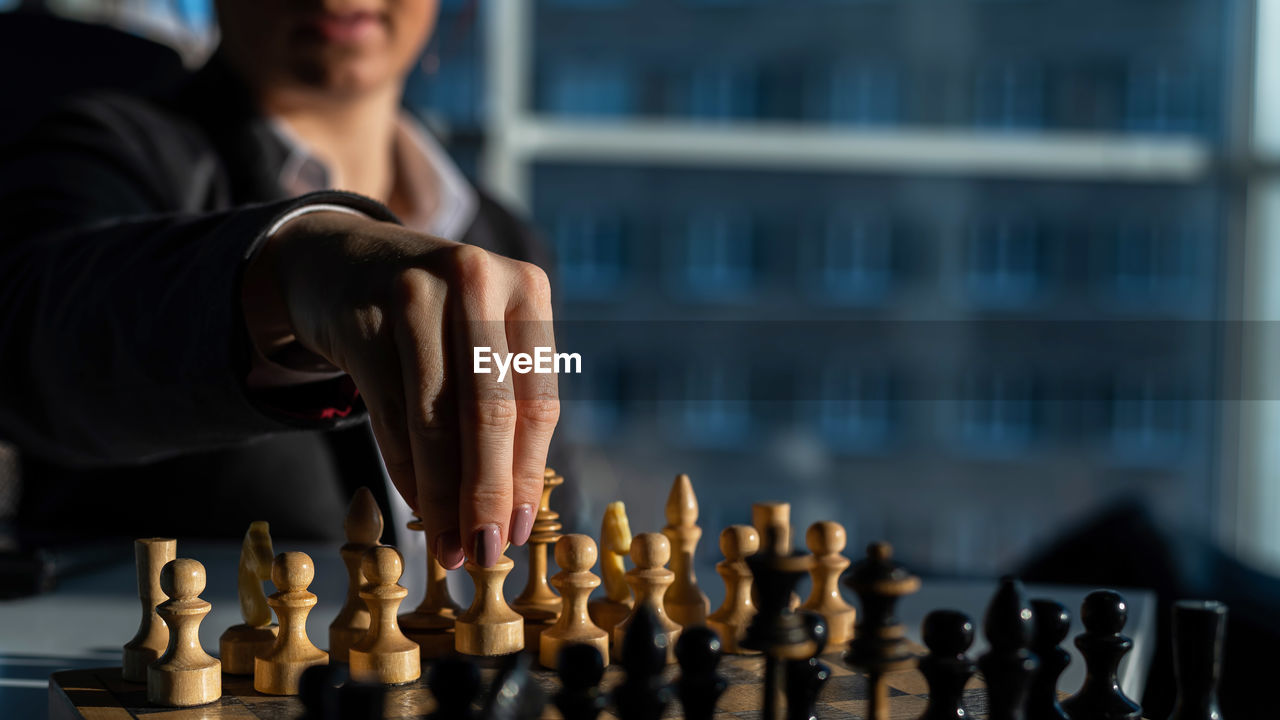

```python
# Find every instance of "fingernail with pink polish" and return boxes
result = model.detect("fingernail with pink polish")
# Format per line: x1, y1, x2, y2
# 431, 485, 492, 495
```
510, 504, 535, 547
473, 524, 502, 568
436, 531, 465, 570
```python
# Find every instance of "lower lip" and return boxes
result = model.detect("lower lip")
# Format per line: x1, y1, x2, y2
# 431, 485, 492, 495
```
309, 14, 384, 44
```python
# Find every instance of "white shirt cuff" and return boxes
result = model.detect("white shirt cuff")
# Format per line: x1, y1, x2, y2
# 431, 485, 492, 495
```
248, 203, 372, 389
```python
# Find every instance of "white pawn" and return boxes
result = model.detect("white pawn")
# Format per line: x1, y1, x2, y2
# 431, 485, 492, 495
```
613, 533, 681, 663
255, 552, 328, 695
350, 546, 420, 685
455, 551, 524, 656
147, 558, 221, 707
707, 525, 760, 654
539, 534, 609, 669
800, 521, 856, 645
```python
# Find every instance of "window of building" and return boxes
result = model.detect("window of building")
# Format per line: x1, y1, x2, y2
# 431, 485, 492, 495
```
965, 218, 1044, 309
683, 61, 758, 121
560, 359, 624, 442
814, 365, 893, 452
820, 62, 899, 126
974, 62, 1045, 129
408, 58, 480, 126
541, 58, 634, 117
551, 208, 626, 300
1105, 220, 1195, 309
1108, 376, 1189, 464
807, 212, 894, 305
669, 209, 756, 300
956, 372, 1040, 453
667, 362, 752, 447
1126, 63, 1203, 135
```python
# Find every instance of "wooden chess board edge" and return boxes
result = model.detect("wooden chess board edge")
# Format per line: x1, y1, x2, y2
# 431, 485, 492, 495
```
49, 668, 131, 720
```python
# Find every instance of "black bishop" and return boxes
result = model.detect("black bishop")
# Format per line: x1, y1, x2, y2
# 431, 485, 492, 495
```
978, 577, 1039, 720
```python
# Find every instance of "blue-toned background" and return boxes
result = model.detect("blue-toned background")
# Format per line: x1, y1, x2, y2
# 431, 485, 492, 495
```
0, 0, 1259, 579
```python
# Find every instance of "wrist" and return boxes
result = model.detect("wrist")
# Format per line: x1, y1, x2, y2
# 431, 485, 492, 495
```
242, 209, 368, 377
242, 227, 295, 361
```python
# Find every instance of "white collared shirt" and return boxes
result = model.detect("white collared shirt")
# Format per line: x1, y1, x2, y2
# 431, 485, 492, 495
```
269, 111, 477, 241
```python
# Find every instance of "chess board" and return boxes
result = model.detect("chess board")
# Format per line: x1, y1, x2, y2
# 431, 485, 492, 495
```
49, 653, 994, 720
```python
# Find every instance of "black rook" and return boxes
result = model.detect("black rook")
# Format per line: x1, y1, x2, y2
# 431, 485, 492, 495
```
1168, 600, 1228, 720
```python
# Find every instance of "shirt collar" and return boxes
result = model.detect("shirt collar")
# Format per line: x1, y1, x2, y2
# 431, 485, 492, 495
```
267, 112, 478, 242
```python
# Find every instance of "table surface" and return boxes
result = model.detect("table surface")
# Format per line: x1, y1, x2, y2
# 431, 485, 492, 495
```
1, 540, 1156, 718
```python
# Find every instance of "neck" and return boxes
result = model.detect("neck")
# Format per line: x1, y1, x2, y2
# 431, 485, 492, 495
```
263, 84, 401, 202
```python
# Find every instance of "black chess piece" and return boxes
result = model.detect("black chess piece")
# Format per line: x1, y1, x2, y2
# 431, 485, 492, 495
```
785, 611, 832, 720
483, 652, 547, 720
427, 657, 481, 720
677, 626, 729, 720
978, 577, 1039, 720
299, 664, 346, 720
299, 664, 385, 720
1027, 599, 1071, 720
613, 605, 674, 720
341, 679, 389, 720
916, 609, 977, 720
743, 533, 817, 720
556, 644, 608, 720
1168, 600, 1227, 720
1060, 590, 1142, 720
844, 542, 922, 720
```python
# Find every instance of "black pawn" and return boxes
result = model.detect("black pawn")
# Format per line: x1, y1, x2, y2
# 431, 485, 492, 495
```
1060, 590, 1142, 720
341, 680, 389, 720
556, 644, 608, 720
613, 605, 674, 720
677, 626, 728, 720
427, 657, 481, 720
1168, 600, 1227, 720
917, 609, 977, 720
1027, 599, 1071, 720
299, 664, 346, 720
483, 653, 546, 720
785, 612, 832, 720
978, 577, 1039, 720
299, 664, 386, 720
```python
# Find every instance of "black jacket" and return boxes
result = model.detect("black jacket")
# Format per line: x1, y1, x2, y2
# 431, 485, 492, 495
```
0, 59, 543, 541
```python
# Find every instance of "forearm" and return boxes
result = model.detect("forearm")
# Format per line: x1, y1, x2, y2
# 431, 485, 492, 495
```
0, 194, 393, 465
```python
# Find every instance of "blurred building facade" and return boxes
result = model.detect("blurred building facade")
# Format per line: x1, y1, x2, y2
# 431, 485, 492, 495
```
3, 0, 1260, 577
431, 0, 1245, 578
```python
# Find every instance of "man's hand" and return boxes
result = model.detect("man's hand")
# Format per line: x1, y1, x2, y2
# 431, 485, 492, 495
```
243, 210, 559, 569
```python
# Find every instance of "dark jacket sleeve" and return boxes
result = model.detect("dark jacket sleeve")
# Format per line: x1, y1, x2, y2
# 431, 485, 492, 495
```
0, 94, 394, 465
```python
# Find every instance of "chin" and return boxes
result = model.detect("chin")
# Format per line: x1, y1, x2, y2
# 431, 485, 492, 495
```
289, 52, 400, 98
